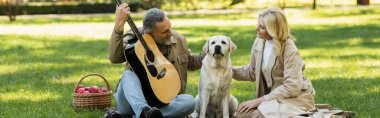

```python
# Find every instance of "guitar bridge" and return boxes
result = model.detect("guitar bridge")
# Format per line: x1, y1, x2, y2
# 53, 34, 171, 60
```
157, 68, 166, 80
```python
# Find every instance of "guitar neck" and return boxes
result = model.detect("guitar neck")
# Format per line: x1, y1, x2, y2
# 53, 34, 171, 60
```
114, 0, 150, 51
126, 16, 150, 51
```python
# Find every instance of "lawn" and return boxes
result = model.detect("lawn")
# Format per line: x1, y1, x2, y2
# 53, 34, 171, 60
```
0, 7, 379, 117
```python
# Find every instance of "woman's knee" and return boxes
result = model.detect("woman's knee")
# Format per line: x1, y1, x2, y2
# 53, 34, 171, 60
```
236, 109, 264, 118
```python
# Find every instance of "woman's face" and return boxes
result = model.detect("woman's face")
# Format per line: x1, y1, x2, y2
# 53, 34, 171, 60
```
257, 17, 272, 40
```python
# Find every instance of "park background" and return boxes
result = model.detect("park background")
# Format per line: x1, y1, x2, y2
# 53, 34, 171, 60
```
1, 0, 379, 117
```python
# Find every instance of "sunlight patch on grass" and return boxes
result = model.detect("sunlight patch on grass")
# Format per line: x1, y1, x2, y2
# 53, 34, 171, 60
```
306, 59, 342, 69
372, 38, 380, 43
367, 86, 380, 93
358, 60, 380, 67
0, 91, 60, 102
48, 76, 79, 85
49, 74, 115, 89
0, 65, 19, 75
0, 23, 115, 39
347, 38, 362, 46
301, 47, 379, 59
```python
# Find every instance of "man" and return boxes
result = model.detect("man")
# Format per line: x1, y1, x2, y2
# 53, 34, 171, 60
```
105, 3, 205, 118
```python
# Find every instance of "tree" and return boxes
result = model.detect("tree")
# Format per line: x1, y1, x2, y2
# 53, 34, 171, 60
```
230, 0, 244, 6
312, 0, 317, 10
2, 0, 19, 21
278, 0, 286, 10
141, 0, 163, 9
357, 0, 370, 5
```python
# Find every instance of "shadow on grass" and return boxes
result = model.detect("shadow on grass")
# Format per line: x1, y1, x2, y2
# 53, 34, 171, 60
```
0, 35, 121, 117
0, 92, 106, 118
0, 34, 118, 84
173, 23, 380, 62
311, 77, 380, 117
310, 8, 380, 18
293, 24, 380, 49
175, 23, 380, 51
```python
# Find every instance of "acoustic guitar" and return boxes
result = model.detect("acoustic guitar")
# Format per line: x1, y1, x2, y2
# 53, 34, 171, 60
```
115, 0, 181, 107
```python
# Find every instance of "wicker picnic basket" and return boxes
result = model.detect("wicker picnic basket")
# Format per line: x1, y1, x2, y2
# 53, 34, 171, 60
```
72, 73, 112, 110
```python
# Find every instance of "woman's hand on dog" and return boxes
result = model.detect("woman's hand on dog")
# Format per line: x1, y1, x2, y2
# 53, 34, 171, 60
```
238, 97, 264, 113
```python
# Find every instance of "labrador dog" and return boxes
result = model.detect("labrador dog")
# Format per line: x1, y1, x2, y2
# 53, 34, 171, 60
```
194, 35, 238, 118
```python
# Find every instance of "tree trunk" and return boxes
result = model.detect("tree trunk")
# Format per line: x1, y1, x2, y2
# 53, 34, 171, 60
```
230, 0, 245, 6
5, 0, 19, 22
357, 0, 370, 5
312, 0, 317, 10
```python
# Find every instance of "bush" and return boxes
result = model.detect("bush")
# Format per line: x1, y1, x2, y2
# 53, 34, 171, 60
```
0, 2, 143, 15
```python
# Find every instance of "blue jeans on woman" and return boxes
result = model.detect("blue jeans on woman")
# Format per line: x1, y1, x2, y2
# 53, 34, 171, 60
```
115, 70, 195, 118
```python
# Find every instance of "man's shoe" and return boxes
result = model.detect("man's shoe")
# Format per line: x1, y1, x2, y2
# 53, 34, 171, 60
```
140, 106, 163, 118
104, 108, 122, 118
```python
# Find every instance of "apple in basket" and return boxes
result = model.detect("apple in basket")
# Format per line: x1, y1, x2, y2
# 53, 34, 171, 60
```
89, 86, 99, 93
83, 91, 90, 94
77, 85, 84, 89
76, 88, 86, 93
99, 87, 108, 93
76, 85, 85, 93
85, 87, 90, 91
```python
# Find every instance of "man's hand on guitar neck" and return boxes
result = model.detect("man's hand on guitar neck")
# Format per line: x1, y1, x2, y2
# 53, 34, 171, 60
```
114, 3, 130, 35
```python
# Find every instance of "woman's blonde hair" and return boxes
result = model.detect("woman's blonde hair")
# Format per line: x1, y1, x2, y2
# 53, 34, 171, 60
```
259, 7, 295, 55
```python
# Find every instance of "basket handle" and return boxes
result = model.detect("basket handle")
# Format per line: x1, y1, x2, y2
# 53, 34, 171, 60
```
74, 73, 111, 93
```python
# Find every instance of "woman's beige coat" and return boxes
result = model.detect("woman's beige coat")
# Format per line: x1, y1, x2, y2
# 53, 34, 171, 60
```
232, 38, 315, 117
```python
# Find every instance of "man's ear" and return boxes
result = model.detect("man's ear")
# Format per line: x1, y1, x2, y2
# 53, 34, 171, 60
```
228, 37, 237, 52
203, 39, 209, 53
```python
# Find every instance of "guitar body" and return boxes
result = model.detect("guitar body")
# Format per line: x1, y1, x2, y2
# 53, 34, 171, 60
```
125, 34, 181, 107
114, 0, 181, 106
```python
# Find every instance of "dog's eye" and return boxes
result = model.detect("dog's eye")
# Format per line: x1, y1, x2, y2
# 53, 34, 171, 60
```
221, 41, 226, 44
211, 41, 215, 45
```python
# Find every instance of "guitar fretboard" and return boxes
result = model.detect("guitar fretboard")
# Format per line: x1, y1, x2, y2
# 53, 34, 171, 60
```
126, 16, 150, 50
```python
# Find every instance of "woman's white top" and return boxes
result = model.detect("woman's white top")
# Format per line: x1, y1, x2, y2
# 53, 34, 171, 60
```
262, 39, 274, 80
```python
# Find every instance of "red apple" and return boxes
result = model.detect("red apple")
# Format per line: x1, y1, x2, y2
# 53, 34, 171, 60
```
83, 91, 90, 94
89, 86, 99, 93
76, 85, 85, 92
85, 87, 90, 91
76, 88, 85, 93
77, 85, 84, 89
99, 87, 108, 93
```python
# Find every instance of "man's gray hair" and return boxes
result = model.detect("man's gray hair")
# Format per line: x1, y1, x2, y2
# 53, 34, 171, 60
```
143, 8, 166, 31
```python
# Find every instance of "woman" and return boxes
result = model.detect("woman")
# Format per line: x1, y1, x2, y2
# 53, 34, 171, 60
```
232, 7, 316, 118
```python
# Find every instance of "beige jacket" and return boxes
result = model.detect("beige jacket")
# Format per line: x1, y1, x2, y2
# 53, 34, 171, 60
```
109, 29, 205, 94
232, 38, 315, 116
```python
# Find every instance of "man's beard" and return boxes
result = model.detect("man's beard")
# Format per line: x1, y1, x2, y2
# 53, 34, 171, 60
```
154, 38, 171, 45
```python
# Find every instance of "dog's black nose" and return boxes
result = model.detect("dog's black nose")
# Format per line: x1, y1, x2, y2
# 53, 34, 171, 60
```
215, 45, 221, 52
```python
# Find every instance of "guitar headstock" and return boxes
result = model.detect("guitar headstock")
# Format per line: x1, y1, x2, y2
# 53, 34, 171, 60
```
114, 0, 130, 6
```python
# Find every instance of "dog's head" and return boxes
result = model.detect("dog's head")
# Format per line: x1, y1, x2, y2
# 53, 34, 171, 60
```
203, 35, 237, 58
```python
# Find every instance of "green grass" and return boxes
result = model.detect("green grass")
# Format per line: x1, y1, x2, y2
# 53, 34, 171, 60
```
1, 7, 380, 117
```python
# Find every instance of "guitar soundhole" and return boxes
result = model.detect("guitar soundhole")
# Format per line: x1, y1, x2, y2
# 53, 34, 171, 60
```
145, 50, 158, 77
146, 50, 155, 63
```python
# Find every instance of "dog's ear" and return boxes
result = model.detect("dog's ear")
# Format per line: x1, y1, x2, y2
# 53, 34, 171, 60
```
203, 39, 209, 53
228, 37, 237, 52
